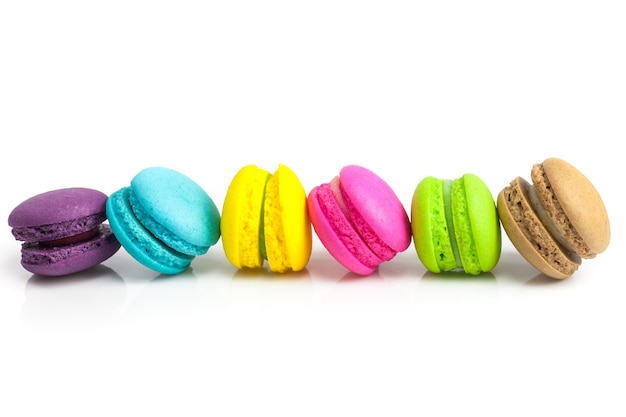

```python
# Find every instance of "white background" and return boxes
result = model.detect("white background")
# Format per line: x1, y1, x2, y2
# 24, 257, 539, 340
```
1, 1, 624, 416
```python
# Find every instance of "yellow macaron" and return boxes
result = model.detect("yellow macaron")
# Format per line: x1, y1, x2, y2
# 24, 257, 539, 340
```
221, 164, 312, 273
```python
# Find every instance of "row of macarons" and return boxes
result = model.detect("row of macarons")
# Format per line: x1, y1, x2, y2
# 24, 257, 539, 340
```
8, 158, 610, 280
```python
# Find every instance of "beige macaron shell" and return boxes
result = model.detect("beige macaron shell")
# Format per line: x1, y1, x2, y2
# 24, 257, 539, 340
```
497, 177, 581, 279
542, 158, 610, 255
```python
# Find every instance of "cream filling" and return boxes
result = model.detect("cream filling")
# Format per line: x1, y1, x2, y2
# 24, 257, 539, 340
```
443, 180, 463, 269
528, 185, 575, 253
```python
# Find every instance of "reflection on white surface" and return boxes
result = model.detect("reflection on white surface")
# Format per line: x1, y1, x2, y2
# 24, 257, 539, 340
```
16, 247, 579, 333
412, 270, 498, 311
21, 265, 127, 332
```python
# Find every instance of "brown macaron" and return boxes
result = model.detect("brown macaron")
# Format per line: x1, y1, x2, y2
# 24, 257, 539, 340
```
497, 158, 610, 279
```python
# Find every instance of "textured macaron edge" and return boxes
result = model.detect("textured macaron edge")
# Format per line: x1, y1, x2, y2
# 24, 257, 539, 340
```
220, 164, 270, 269
450, 177, 481, 274
497, 177, 581, 279
459, 174, 501, 274
412, 175, 500, 275
307, 183, 379, 276
339, 165, 411, 254
128, 189, 209, 256
106, 187, 193, 275
9, 187, 109, 242
20, 225, 121, 276
264, 164, 312, 273
411, 177, 456, 273
533, 158, 610, 258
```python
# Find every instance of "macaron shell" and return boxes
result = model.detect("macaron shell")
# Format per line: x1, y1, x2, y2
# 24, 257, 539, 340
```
20, 225, 121, 276
339, 165, 411, 253
107, 187, 193, 275
264, 164, 312, 272
9, 188, 109, 242
497, 177, 581, 279
541, 158, 610, 256
411, 177, 456, 273
461, 174, 501, 273
131, 167, 220, 249
128, 189, 208, 256
220, 165, 270, 269
307, 184, 378, 276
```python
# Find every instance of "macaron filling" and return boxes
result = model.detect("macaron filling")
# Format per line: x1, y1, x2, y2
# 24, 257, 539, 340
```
258, 178, 269, 262
528, 184, 576, 255
442, 180, 463, 269
38, 228, 100, 247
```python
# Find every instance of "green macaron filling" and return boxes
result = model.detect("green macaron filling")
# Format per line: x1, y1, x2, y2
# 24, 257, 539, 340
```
443, 180, 463, 270
258, 174, 271, 262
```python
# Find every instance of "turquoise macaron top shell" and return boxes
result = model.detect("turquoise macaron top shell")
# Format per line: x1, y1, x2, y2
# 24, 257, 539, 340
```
411, 173, 501, 275
106, 167, 221, 274
130, 167, 221, 253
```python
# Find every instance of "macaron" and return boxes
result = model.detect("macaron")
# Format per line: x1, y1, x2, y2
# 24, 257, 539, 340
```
497, 157, 610, 279
106, 167, 221, 274
8, 187, 121, 276
221, 164, 312, 273
307, 165, 411, 276
411, 174, 501, 275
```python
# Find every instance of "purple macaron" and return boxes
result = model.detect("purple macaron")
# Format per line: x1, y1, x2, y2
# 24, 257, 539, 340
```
8, 187, 121, 276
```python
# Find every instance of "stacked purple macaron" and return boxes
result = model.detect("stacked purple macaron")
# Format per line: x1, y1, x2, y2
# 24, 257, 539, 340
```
8, 188, 121, 276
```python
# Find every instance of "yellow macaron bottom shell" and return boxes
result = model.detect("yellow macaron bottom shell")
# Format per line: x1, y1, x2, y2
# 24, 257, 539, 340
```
221, 164, 312, 273
221, 165, 270, 269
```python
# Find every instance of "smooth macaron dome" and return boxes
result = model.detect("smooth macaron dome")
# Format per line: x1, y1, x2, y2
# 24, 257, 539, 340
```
411, 174, 501, 275
106, 167, 220, 274
8, 187, 121, 276
221, 164, 312, 273
307, 165, 411, 275
497, 157, 610, 279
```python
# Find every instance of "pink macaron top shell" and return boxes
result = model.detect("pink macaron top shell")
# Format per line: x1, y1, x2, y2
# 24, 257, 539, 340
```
339, 165, 411, 252
307, 183, 380, 276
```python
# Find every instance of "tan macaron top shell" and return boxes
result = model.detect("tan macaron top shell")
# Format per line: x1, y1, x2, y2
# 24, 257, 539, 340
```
539, 158, 610, 256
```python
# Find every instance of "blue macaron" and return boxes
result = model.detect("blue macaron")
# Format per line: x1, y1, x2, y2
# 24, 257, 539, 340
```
106, 167, 221, 274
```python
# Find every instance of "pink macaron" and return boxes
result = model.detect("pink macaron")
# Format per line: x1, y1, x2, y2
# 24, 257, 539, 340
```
307, 165, 411, 275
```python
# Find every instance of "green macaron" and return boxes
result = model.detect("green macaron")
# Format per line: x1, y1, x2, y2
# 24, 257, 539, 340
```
411, 174, 501, 275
